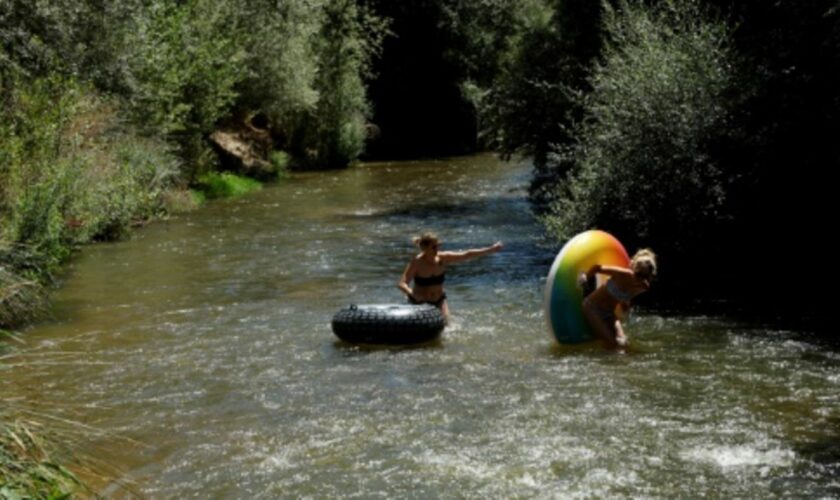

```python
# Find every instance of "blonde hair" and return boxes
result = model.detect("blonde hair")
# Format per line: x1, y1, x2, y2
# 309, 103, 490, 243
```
630, 248, 657, 279
413, 232, 440, 249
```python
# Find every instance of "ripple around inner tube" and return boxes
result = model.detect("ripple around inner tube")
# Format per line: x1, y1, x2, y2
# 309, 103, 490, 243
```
2, 155, 840, 497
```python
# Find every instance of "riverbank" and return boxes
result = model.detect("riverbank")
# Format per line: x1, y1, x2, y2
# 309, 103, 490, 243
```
0, 84, 279, 331
1, 151, 267, 497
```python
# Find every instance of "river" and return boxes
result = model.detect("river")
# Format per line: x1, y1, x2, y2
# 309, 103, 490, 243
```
2, 154, 838, 497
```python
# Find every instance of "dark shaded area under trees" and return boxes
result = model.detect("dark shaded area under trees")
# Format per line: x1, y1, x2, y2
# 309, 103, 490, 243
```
448, 0, 838, 335
362, 0, 478, 159
704, 0, 839, 333
607, 0, 838, 334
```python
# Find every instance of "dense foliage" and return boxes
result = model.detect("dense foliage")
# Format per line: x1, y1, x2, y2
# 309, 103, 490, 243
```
544, 0, 740, 267
1, 0, 385, 328
478, 0, 838, 328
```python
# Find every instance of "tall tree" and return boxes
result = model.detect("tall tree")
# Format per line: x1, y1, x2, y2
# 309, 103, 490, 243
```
479, 0, 602, 205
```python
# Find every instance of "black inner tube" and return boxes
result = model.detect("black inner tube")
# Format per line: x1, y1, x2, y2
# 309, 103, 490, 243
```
331, 304, 446, 345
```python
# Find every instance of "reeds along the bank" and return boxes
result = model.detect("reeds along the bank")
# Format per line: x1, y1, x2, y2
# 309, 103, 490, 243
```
1, 373, 144, 496
0, 266, 45, 329
0, 415, 81, 496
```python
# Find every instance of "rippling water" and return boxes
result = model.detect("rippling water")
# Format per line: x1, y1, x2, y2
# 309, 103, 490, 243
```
2, 155, 839, 497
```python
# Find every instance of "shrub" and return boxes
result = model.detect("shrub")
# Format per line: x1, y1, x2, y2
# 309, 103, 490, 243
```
479, 0, 601, 167
0, 265, 45, 328
545, 0, 741, 254
0, 72, 179, 325
1, 75, 84, 272
294, 0, 387, 168
269, 151, 291, 178
230, 0, 323, 137
118, 0, 244, 175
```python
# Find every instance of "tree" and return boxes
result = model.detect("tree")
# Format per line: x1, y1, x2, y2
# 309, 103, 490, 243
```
543, 0, 742, 297
479, 0, 602, 205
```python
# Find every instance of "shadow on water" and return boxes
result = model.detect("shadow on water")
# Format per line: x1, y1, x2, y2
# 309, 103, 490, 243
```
634, 293, 840, 353
796, 435, 840, 468
334, 196, 530, 224
545, 342, 601, 358
791, 420, 840, 494
546, 341, 650, 358
331, 338, 444, 354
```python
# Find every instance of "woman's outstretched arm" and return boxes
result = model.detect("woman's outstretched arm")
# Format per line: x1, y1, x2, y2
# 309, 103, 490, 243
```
584, 264, 633, 280
439, 242, 503, 264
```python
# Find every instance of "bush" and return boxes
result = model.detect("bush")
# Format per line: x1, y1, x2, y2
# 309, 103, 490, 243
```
230, 0, 323, 138
119, 0, 244, 175
479, 0, 601, 167
0, 265, 45, 328
269, 151, 291, 178
1, 75, 86, 272
294, 0, 387, 168
544, 0, 741, 254
65, 133, 180, 242
0, 72, 180, 325
2, 77, 178, 244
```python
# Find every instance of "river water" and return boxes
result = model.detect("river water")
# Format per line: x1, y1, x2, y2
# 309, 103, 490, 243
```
2, 155, 839, 497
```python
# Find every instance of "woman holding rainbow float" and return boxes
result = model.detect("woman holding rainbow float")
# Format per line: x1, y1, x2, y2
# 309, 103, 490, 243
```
580, 248, 657, 349
544, 230, 657, 350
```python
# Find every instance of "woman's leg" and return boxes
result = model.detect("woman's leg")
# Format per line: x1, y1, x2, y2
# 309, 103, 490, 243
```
583, 301, 618, 349
439, 300, 450, 325
614, 319, 627, 347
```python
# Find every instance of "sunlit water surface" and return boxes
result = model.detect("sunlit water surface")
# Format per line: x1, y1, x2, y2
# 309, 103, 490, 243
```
2, 155, 839, 497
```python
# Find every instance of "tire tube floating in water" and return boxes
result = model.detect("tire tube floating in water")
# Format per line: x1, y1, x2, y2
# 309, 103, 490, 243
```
544, 230, 630, 344
331, 304, 446, 345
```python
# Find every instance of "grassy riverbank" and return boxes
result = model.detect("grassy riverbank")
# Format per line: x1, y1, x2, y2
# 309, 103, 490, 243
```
1, 155, 266, 498
0, 82, 268, 495
0, 80, 182, 329
1, 417, 82, 497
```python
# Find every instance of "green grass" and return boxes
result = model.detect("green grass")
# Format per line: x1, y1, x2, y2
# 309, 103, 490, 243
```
195, 172, 263, 199
0, 420, 81, 499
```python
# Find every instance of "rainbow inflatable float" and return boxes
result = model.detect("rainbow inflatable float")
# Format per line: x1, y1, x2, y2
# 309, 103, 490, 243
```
544, 230, 630, 344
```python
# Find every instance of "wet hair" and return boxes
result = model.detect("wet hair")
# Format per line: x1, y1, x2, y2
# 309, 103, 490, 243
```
630, 248, 657, 279
413, 232, 440, 249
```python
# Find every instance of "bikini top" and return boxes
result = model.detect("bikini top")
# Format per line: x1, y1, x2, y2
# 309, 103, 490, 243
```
606, 279, 635, 302
414, 273, 445, 286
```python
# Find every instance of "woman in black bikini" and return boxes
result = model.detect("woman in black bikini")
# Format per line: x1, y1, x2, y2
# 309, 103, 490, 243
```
580, 248, 657, 349
397, 232, 503, 322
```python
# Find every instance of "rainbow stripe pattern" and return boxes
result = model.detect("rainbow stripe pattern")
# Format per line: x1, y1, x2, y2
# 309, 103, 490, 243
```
544, 230, 630, 344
